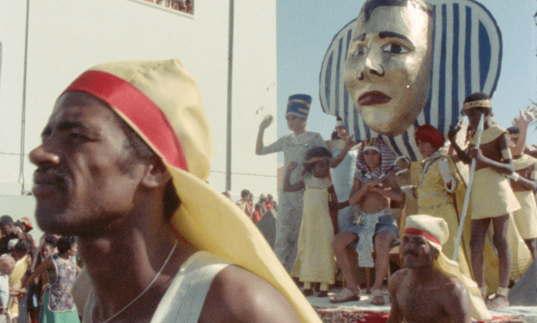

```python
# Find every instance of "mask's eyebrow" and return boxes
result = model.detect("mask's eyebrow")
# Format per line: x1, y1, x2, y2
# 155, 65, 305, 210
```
379, 31, 411, 43
351, 33, 366, 42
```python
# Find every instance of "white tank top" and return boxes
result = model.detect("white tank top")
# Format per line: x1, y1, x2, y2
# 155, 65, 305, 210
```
83, 251, 231, 323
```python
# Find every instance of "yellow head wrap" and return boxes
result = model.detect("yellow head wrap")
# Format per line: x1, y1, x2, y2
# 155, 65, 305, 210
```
63, 59, 320, 322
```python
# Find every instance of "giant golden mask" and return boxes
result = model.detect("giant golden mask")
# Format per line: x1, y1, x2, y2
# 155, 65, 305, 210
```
344, 1, 433, 137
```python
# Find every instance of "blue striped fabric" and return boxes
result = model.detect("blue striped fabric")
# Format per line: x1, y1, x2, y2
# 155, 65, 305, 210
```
319, 0, 502, 161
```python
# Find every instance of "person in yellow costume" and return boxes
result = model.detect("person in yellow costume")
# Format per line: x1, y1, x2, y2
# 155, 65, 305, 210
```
507, 126, 537, 260
448, 92, 520, 310
8, 240, 30, 323
28, 59, 320, 323
413, 124, 473, 278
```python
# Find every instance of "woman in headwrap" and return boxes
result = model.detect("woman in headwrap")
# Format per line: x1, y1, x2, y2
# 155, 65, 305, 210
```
256, 94, 327, 272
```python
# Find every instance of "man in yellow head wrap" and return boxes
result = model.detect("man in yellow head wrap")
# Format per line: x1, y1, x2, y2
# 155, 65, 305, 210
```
387, 215, 491, 323
29, 59, 320, 323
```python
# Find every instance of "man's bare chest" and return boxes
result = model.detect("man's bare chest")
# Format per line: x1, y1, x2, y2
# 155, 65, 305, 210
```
397, 288, 450, 323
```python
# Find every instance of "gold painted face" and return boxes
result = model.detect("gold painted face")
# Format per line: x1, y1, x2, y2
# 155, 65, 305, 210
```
344, 3, 433, 136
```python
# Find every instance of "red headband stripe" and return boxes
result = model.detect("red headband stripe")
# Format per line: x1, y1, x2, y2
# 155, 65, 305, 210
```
63, 70, 188, 171
405, 228, 441, 245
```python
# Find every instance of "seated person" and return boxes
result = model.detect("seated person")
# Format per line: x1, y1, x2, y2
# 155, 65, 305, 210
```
388, 215, 490, 323
331, 138, 403, 305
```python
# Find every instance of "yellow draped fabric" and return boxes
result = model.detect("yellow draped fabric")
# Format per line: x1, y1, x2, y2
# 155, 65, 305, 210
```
470, 168, 520, 219
513, 154, 536, 171
416, 156, 473, 278
513, 191, 537, 240
8, 255, 28, 317
469, 124, 507, 146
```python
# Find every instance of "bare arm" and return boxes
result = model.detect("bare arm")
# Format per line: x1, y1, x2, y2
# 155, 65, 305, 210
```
514, 176, 537, 191
369, 172, 405, 202
255, 116, 273, 155
512, 166, 537, 191
471, 134, 514, 175
200, 266, 301, 323
283, 162, 305, 192
348, 177, 370, 206
325, 140, 333, 153
443, 279, 473, 323
330, 137, 356, 168
511, 107, 537, 156
386, 270, 406, 323
20, 256, 54, 294
448, 122, 471, 164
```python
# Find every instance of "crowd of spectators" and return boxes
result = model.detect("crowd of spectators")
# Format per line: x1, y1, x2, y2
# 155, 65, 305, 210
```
144, 0, 194, 14
0, 215, 80, 323
230, 190, 277, 224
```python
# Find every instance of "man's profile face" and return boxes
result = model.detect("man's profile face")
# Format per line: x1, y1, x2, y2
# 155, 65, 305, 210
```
30, 92, 147, 236
344, 4, 433, 136
402, 233, 435, 268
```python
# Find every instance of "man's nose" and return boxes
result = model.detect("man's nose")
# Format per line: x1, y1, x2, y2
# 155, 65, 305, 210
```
29, 144, 60, 167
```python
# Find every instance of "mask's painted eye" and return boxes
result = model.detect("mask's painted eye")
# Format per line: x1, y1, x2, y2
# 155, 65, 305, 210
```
382, 43, 410, 54
351, 45, 367, 57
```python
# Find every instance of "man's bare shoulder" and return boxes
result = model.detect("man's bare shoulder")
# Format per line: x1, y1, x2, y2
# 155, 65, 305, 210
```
443, 276, 470, 299
388, 269, 410, 294
199, 265, 301, 323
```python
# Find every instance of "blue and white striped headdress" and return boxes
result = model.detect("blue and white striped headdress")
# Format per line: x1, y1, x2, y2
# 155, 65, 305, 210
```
319, 0, 502, 161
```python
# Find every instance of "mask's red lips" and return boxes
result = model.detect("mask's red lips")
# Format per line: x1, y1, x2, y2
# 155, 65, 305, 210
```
358, 91, 392, 105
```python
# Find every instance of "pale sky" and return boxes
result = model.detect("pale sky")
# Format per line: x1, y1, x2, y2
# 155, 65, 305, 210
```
276, 0, 537, 161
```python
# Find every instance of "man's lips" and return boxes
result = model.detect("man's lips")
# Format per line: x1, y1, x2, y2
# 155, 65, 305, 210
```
32, 170, 67, 196
358, 91, 392, 105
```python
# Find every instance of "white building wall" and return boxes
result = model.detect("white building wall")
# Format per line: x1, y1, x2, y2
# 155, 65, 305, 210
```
0, 0, 278, 220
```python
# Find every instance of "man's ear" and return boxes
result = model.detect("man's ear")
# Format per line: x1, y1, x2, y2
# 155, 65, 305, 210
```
140, 157, 171, 188
431, 247, 440, 260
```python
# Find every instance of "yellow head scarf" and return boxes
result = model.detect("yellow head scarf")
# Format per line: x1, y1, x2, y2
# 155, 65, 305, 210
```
63, 59, 320, 323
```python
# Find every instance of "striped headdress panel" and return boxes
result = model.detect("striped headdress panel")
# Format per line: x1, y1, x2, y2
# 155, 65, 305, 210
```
319, 0, 502, 161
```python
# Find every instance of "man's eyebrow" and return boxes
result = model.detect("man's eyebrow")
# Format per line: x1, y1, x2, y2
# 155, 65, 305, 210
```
56, 121, 87, 132
379, 31, 411, 43
351, 33, 366, 42
41, 126, 52, 139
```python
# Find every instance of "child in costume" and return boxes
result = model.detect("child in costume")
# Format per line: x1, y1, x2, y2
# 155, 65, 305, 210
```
414, 124, 473, 277
283, 147, 348, 297
448, 92, 520, 310
255, 94, 326, 272
326, 117, 360, 233
507, 126, 537, 260
331, 138, 404, 305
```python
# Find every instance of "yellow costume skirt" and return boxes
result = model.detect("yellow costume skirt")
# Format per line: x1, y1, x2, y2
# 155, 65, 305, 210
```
470, 168, 520, 219
513, 191, 537, 240
291, 187, 336, 285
